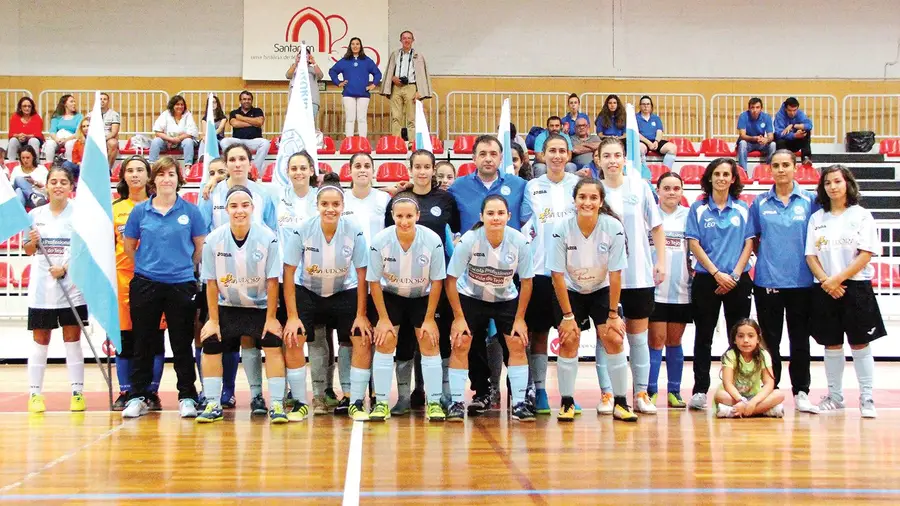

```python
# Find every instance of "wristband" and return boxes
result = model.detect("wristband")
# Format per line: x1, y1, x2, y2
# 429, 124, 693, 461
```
711, 270, 720, 277
562, 313, 575, 321
607, 313, 620, 320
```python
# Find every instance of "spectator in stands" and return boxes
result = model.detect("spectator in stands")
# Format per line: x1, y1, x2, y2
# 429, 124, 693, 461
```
10, 145, 48, 209
510, 123, 528, 151
150, 94, 198, 166
198, 95, 226, 160
571, 117, 603, 168
511, 142, 533, 180
533, 116, 576, 177
561, 94, 589, 136
637, 96, 677, 169
96, 92, 121, 168
220, 91, 270, 171
7, 96, 44, 162
329, 37, 382, 139
735, 98, 775, 177
61, 118, 90, 180
595, 94, 625, 139
381, 30, 433, 142
286, 50, 324, 128
775, 97, 813, 164
43, 94, 83, 163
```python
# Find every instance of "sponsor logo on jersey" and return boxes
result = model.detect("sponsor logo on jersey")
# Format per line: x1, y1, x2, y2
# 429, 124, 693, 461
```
217, 252, 233, 258
468, 264, 514, 286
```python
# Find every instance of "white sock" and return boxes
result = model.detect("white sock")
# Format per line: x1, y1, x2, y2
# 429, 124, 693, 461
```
28, 342, 49, 396
607, 351, 629, 397
823, 348, 845, 402
851, 346, 875, 400
286, 366, 308, 404
64, 341, 84, 393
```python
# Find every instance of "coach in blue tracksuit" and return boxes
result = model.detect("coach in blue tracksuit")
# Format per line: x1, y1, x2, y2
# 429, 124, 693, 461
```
329, 37, 382, 139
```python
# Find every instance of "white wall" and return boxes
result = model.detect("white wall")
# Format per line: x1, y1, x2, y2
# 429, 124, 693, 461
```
0, 1, 898, 76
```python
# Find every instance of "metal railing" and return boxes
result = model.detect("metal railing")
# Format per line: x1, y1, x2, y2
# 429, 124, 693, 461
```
581, 92, 707, 141
319, 91, 440, 141
709, 94, 839, 143
37, 90, 170, 138
842, 94, 900, 141
445, 91, 571, 139
0, 89, 33, 137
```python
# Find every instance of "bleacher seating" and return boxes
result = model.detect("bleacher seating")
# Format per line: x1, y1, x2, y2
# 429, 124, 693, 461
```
699, 138, 735, 157
412, 135, 445, 154
0, 262, 14, 288
879, 138, 899, 157
795, 165, 818, 184
738, 193, 756, 207
668, 137, 697, 156
376, 162, 409, 183
13, 265, 30, 288
318, 162, 333, 173
872, 263, 900, 288
182, 191, 199, 204
339, 163, 352, 182
340, 136, 372, 155
679, 164, 706, 184
457, 163, 477, 177
319, 136, 337, 155
375, 136, 408, 155
648, 164, 668, 183
452, 136, 477, 155
753, 164, 774, 184
185, 163, 203, 183
0, 234, 21, 250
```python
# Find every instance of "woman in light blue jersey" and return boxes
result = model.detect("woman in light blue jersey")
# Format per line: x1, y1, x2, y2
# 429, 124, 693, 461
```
647, 172, 692, 409
367, 193, 447, 421
282, 174, 372, 421
197, 186, 285, 424
445, 195, 535, 422
548, 178, 627, 422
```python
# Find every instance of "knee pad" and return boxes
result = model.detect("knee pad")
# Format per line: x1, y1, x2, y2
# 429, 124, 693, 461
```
201, 337, 223, 355
259, 332, 283, 349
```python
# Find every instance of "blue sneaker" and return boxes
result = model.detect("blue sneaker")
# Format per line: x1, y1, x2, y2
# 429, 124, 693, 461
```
534, 388, 551, 415
574, 401, 582, 415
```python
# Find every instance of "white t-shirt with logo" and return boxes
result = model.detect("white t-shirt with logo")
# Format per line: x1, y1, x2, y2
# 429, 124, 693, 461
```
343, 189, 390, 248
805, 205, 880, 281
28, 202, 86, 309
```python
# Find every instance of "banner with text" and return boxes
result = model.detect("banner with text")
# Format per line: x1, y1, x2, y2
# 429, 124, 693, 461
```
242, 0, 389, 81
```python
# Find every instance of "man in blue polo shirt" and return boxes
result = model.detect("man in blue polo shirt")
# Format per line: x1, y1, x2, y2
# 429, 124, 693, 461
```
532, 116, 576, 177
736, 97, 775, 177
774, 97, 814, 164
747, 151, 820, 413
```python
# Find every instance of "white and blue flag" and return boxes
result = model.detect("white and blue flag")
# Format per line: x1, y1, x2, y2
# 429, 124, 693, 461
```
0, 171, 30, 245
200, 92, 219, 187
497, 98, 515, 174
414, 100, 432, 153
625, 103, 648, 181
69, 91, 121, 349
274, 43, 319, 187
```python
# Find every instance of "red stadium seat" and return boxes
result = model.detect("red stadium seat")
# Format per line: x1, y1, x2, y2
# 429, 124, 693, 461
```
5, 161, 18, 175
735, 166, 751, 184
376, 162, 410, 182
452, 135, 477, 155
679, 164, 705, 184
795, 164, 818, 184
375, 135, 408, 155
109, 162, 122, 182
318, 162, 333, 173
262, 162, 275, 182
0, 262, 15, 288
249, 164, 260, 181
182, 191, 199, 205
457, 163, 477, 177
340, 163, 352, 182
878, 138, 900, 156
668, 137, 697, 156
680, 196, 689, 207
0, 234, 21, 250
648, 164, 668, 183
699, 138, 735, 157
319, 136, 337, 155
738, 193, 756, 207
185, 162, 203, 183
16, 264, 31, 288
872, 263, 900, 288
753, 164, 774, 184
339, 136, 372, 155
412, 135, 445, 154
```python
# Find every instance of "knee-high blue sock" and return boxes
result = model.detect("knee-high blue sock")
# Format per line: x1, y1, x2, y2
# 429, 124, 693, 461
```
222, 351, 239, 399
149, 353, 165, 393
449, 368, 467, 403
116, 355, 131, 393
508, 365, 528, 405
648, 347, 663, 397
286, 366, 307, 404
665, 345, 684, 394
557, 356, 578, 398
627, 331, 650, 393
350, 366, 371, 404
663, 152, 676, 169
422, 354, 443, 403
595, 343, 612, 394
608, 351, 629, 397
372, 352, 394, 403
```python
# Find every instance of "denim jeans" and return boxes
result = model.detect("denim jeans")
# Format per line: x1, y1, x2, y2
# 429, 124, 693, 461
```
12, 176, 45, 209
6, 137, 42, 162
737, 140, 776, 177
150, 137, 196, 165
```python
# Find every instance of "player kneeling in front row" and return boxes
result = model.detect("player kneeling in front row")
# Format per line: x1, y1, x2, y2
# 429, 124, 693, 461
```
197, 186, 287, 424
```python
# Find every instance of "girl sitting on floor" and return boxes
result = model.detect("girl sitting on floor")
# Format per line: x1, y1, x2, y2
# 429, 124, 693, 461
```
715, 318, 785, 418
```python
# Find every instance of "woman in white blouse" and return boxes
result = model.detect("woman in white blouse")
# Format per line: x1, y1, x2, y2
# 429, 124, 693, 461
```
150, 95, 198, 166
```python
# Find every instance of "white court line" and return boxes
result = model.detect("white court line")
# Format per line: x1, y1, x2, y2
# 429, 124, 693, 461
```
342, 420, 364, 506
0, 421, 127, 493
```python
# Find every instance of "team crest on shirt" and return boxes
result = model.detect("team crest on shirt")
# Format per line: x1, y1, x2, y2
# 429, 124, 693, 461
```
417, 254, 429, 266
759, 122, 765, 129
598, 242, 609, 253
730, 216, 740, 226
430, 206, 442, 217
500, 186, 511, 196
252, 250, 264, 262
624, 194, 638, 205
793, 206, 804, 215
342, 245, 353, 258
504, 252, 516, 264
177, 214, 190, 225
651, 121, 657, 126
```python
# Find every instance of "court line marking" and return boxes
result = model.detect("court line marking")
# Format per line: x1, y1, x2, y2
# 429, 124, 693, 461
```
0, 421, 127, 494
3, 488, 900, 501
474, 419, 546, 505
342, 420, 364, 506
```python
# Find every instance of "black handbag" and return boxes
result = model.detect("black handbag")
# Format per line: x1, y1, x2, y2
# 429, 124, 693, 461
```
845, 131, 876, 152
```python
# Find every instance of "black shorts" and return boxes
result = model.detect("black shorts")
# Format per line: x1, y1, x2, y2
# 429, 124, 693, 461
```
217, 305, 281, 351
641, 139, 670, 152
525, 275, 556, 333
620, 287, 655, 320
28, 305, 89, 330
809, 281, 886, 346
459, 294, 517, 338
649, 302, 693, 324
295, 285, 358, 344
381, 291, 430, 329
553, 287, 610, 330
434, 293, 453, 359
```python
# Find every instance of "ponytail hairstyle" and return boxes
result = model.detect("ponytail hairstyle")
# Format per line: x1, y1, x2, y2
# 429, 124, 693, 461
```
720, 318, 769, 386
288, 150, 318, 188
573, 177, 627, 255
316, 172, 344, 203
408, 149, 438, 188
471, 194, 509, 230
115, 155, 153, 203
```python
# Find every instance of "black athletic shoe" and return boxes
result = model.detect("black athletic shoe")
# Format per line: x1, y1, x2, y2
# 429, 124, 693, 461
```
511, 401, 535, 422
146, 393, 163, 411
410, 389, 426, 410
446, 401, 466, 422
334, 396, 351, 415
284, 390, 295, 410
112, 392, 128, 411
250, 394, 268, 416
467, 393, 491, 416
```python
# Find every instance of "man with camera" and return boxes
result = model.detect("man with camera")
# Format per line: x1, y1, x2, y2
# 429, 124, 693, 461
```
380, 30, 433, 143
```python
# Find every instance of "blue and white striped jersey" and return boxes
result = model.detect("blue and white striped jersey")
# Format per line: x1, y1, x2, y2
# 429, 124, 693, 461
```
283, 216, 368, 297
650, 206, 692, 304
200, 224, 280, 308
521, 173, 578, 276
275, 186, 317, 283
200, 179, 278, 233
448, 226, 534, 302
602, 178, 662, 289
366, 225, 447, 298
546, 214, 627, 294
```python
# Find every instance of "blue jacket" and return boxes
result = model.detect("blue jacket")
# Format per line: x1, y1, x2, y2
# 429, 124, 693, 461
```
329, 56, 382, 98
774, 103, 813, 140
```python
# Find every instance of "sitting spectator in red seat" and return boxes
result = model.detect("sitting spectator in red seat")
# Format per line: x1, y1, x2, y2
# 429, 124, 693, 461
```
595, 94, 625, 139
43, 94, 82, 163
150, 94, 197, 166
220, 91, 270, 171
561, 93, 589, 136
736, 97, 775, 177
88, 92, 121, 168
286, 49, 324, 128
532, 116, 576, 177
775, 97, 813, 164
329, 37, 381, 139
570, 117, 602, 169
198, 95, 226, 161
10, 146, 48, 209
435, 161, 455, 190
511, 142, 533, 180
637, 95, 677, 168
61, 118, 90, 179
7, 96, 44, 162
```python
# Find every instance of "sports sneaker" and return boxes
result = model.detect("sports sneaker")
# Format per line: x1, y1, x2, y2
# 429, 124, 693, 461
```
122, 397, 149, 418
146, 393, 163, 411
250, 394, 267, 416
312, 396, 329, 415
716, 404, 736, 418
112, 392, 128, 411
269, 401, 289, 424
284, 390, 295, 410
196, 402, 224, 423
558, 396, 576, 422
348, 400, 369, 421
794, 392, 819, 414
668, 392, 687, 409
334, 396, 351, 415
765, 403, 785, 418
369, 401, 391, 422
70, 392, 86, 412
287, 402, 309, 422
410, 389, 426, 410
220, 395, 236, 410
426, 401, 445, 421
818, 395, 845, 412
524, 385, 536, 413
596, 392, 614, 415
390, 397, 410, 416
860, 396, 877, 419
511, 401, 535, 422
688, 393, 708, 411
28, 394, 46, 413
324, 388, 340, 407
634, 391, 657, 414
534, 388, 551, 415
446, 401, 465, 422
467, 393, 491, 416
613, 403, 638, 422
179, 399, 199, 418
490, 386, 501, 409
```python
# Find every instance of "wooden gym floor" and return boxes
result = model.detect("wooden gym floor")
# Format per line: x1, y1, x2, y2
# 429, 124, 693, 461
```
0, 362, 899, 505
